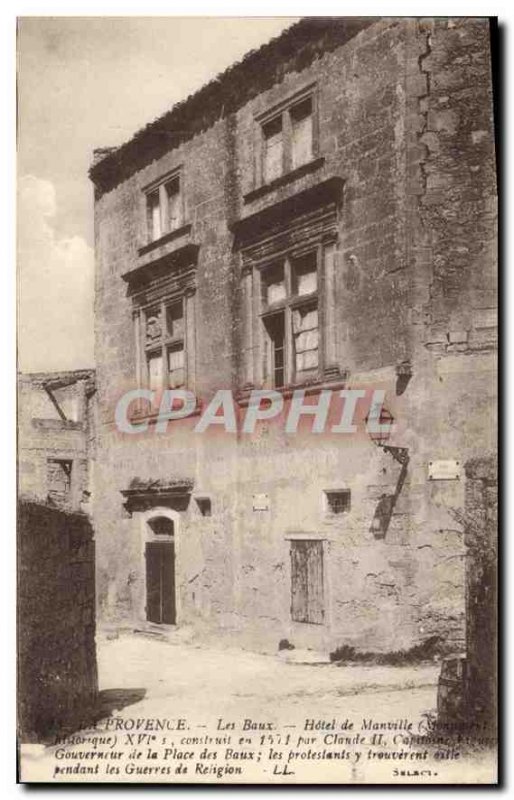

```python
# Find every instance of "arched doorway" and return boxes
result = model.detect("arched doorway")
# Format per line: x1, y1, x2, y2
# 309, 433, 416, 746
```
144, 515, 176, 625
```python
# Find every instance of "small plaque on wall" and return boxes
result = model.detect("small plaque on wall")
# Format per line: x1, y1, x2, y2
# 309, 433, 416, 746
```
428, 460, 461, 481
252, 493, 269, 511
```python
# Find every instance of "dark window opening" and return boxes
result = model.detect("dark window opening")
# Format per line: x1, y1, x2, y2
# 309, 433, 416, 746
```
292, 252, 317, 296
262, 262, 286, 306
167, 343, 185, 389
47, 459, 72, 505
148, 517, 174, 537
147, 190, 161, 241
195, 497, 212, 517
325, 489, 351, 515
264, 313, 285, 389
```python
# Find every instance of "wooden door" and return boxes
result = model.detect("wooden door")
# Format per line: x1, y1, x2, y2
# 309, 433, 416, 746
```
290, 540, 324, 624
145, 541, 175, 624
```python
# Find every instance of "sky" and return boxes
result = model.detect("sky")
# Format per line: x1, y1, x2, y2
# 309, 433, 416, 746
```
17, 17, 297, 373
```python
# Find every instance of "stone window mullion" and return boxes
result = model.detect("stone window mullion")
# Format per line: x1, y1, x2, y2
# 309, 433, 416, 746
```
253, 268, 264, 386
241, 265, 255, 388
316, 243, 325, 377
142, 308, 150, 387
322, 242, 340, 379
184, 288, 196, 394
284, 258, 293, 386
159, 184, 169, 237
282, 109, 293, 175
160, 301, 166, 390
284, 304, 294, 387
133, 310, 142, 388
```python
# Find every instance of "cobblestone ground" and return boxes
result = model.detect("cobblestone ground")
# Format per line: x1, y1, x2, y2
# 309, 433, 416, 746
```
20, 633, 496, 784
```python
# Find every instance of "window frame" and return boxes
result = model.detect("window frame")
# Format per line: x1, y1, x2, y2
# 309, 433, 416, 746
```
140, 296, 187, 392
256, 84, 318, 188
258, 244, 324, 389
323, 489, 351, 516
144, 169, 184, 245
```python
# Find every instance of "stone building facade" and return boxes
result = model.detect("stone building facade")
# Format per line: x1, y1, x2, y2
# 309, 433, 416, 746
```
89, 18, 497, 653
18, 369, 96, 512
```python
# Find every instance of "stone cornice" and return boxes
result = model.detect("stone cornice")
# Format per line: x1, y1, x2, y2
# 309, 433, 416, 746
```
230, 177, 344, 254
121, 243, 200, 290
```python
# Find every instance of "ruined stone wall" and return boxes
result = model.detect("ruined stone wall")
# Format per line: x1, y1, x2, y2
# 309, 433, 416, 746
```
92, 18, 496, 654
18, 375, 95, 511
17, 501, 98, 742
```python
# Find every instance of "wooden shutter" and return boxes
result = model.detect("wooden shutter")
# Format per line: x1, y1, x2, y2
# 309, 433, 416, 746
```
290, 540, 324, 624
291, 98, 313, 169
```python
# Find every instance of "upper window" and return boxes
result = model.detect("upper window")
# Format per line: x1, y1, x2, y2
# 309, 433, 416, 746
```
237, 177, 342, 394
143, 299, 186, 391
260, 250, 320, 388
259, 90, 316, 185
145, 173, 183, 243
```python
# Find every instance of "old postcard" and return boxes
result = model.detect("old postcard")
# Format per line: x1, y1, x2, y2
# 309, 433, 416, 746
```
17, 16, 498, 784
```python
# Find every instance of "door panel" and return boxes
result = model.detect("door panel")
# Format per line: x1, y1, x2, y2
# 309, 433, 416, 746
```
161, 542, 175, 624
145, 541, 175, 624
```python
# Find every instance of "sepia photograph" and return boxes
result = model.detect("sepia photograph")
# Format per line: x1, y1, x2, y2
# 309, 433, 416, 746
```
16, 12, 498, 785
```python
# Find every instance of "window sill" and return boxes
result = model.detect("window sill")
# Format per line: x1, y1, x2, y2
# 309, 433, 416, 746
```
128, 401, 202, 426
243, 157, 325, 204
138, 223, 192, 257
235, 370, 349, 407
260, 291, 318, 316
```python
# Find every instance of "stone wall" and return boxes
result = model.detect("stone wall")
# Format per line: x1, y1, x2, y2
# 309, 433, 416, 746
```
400, 17, 497, 648
464, 455, 497, 732
17, 501, 98, 742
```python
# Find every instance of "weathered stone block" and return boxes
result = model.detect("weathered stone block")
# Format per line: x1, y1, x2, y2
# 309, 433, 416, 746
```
448, 329, 468, 344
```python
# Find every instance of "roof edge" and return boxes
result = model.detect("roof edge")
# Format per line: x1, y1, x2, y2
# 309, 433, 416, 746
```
89, 17, 377, 197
